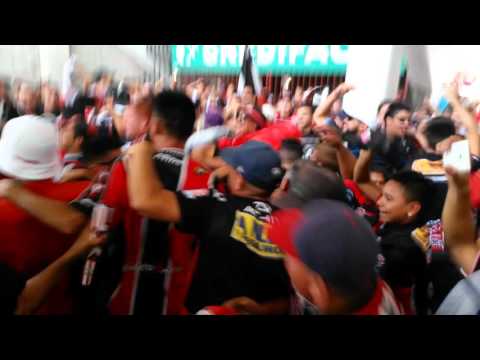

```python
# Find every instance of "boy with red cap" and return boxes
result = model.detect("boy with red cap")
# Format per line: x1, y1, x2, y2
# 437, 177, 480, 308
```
269, 199, 403, 315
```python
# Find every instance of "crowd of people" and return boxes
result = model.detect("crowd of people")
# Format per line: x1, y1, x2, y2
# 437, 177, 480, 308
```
1, 55, 480, 315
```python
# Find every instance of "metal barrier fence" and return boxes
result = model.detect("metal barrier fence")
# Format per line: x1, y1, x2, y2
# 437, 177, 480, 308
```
145, 45, 171, 83
177, 73, 347, 101
145, 45, 408, 102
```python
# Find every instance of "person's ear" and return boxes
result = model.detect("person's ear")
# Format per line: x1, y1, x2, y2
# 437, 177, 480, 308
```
74, 136, 84, 148
279, 176, 289, 192
231, 170, 245, 192
308, 275, 330, 312
406, 201, 421, 219
150, 119, 164, 136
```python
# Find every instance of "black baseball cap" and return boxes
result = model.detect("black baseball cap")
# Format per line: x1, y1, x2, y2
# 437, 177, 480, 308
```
219, 141, 284, 193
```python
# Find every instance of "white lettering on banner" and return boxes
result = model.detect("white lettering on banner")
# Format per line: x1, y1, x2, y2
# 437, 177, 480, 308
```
174, 44, 352, 71
257, 45, 276, 66
203, 45, 218, 67
278, 45, 288, 65
176, 45, 186, 66
220, 45, 237, 66
304, 45, 329, 65
186, 45, 199, 66
289, 45, 306, 65
330, 45, 349, 65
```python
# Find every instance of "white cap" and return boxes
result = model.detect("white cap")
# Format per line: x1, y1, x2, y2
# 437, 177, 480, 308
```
0, 115, 62, 180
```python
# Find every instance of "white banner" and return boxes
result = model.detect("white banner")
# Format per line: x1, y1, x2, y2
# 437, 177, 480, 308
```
342, 45, 404, 129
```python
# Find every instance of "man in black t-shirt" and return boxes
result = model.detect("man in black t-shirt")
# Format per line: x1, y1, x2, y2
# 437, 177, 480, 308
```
126, 140, 291, 314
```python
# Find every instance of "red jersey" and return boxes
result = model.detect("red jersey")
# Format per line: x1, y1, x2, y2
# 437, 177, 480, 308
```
354, 280, 404, 315
218, 121, 302, 151
470, 170, 480, 209
0, 177, 89, 314
100, 149, 187, 315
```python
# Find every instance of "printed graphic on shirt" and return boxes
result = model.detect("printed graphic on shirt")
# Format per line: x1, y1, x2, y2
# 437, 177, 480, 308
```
182, 189, 210, 199
230, 209, 284, 259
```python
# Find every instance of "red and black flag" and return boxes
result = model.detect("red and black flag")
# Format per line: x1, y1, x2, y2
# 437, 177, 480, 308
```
237, 45, 262, 95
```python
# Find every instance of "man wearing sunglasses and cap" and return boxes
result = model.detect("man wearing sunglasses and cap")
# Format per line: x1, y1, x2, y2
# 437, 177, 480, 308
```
125, 139, 291, 314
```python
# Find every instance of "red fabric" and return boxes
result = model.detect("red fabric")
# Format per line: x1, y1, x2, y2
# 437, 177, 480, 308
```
251, 121, 302, 150
59, 149, 67, 162
391, 287, 414, 315
84, 106, 95, 122
343, 179, 369, 205
354, 280, 404, 315
217, 132, 257, 149
218, 122, 302, 151
101, 158, 202, 315
178, 158, 211, 190
100, 160, 144, 315
166, 228, 199, 315
0, 178, 89, 314
164, 156, 207, 315
268, 208, 304, 258
196, 305, 238, 315
94, 97, 104, 111
256, 96, 267, 108
470, 171, 480, 209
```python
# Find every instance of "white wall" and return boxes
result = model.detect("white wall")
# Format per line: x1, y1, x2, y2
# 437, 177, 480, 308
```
0, 45, 40, 82
71, 45, 151, 81
0, 45, 151, 86
427, 45, 480, 104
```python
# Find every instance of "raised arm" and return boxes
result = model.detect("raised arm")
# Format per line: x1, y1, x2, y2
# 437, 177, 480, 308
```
125, 141, 181, 222
444, 82, 480, 157
353, 149, 382, 202
0, 179, 87, 235
313, 83, 354, 127
318, 125, 356, 180
442, 166, 479, 274
415, 118, 430, 152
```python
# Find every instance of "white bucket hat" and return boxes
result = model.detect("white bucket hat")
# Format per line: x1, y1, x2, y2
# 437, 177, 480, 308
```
0, 115, 62, 180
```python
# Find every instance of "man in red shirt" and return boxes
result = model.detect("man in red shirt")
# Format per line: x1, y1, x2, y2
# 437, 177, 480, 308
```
97, 91, 196, 315
0, 115, 89, 314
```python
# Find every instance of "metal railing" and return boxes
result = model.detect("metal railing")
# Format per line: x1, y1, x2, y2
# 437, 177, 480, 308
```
145, 45, 172, 83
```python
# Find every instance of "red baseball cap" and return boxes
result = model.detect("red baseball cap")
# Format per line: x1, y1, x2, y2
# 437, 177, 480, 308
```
268, 199, 379, 304
244, 109, 266, 129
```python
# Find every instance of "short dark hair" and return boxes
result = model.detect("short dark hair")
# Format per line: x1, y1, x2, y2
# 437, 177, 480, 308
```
423, 117, 456, 150
152, 90, 196, 141
82, 127, 122, 162
313, 142, 339, 173
289, 160, 349, 204
377, 99, 394, 115
94, 69, 109, 83
280, 139, 303, 160
384, 102, 411, 121
73, 121, 88, 141
369, 164, 388, 178
387, 171, 434, 225
296, 103, 314, 113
